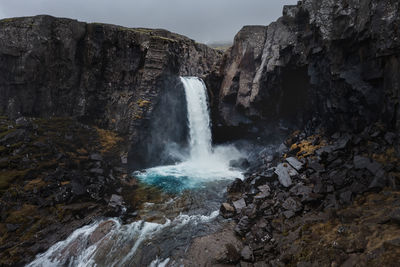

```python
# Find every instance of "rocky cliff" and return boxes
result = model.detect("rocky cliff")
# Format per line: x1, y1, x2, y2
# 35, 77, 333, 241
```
216, 0, 400, 137
0, 15, 222, 169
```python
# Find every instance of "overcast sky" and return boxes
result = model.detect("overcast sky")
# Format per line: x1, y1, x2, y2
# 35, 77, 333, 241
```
0, 0, 298, 43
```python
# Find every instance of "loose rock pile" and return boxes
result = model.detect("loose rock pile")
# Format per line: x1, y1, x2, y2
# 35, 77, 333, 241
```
221, 124, 400, 265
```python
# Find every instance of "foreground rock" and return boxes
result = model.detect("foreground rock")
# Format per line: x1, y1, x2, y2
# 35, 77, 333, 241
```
219, 124, 400, 265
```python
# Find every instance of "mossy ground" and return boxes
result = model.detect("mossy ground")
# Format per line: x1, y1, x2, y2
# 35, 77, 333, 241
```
279, 191, 400, 266
0, 116, 130, 266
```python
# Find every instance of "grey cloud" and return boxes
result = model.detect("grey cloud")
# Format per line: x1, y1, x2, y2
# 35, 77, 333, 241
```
0, 0, 298, 43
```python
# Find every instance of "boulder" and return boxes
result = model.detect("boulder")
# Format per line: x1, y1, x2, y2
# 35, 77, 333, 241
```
235, 216, 250, 236
274, 164, 292, 187
233, 198, 247, 212
220, 203, 235, 218
286, 157, 304, 171
241, 246, 254, 262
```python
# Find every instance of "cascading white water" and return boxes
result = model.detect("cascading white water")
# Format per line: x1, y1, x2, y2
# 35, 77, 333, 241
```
134, 77, 243, 192
180, 77, 212, 159
27, 77, 244, 267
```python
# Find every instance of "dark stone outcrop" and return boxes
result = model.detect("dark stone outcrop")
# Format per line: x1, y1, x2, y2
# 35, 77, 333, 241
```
215, 0, 400, 136
0, 15, 222, 170
221, 125, 400, 264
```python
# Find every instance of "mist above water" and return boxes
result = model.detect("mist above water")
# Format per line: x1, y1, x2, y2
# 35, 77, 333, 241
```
135, 77, 243, 193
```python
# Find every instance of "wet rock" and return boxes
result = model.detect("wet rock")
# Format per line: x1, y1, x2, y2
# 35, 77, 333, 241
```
277, 143, 289, 155
88, 220, 116, 245
274, 164, 292, 187
108, 194, 124, 208
241, 246, 254, 262
235, 216, 250, 236
251, 170, 276, 187
220, 203, 235, 218
230, 158, 250, 169
233, 198, 246, 212
286, 157, 304, 171
228, 178, 244, 194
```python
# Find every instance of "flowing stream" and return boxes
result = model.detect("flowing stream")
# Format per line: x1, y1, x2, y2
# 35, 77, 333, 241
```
28, 77, 243, 267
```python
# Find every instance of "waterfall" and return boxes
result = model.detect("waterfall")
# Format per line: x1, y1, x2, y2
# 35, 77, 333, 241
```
180, 77, 212, 159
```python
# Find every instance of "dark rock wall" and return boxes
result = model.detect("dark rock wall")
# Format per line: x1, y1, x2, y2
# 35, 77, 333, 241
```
216, 0, 400, 136
0, 15, 222, 169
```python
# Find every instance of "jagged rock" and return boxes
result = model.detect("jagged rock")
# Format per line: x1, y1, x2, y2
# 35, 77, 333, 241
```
235, 216, 250, 237
220, 203, 235, 218
251, 170, 276, 187
353, 156, 383, 175
308, 160, 325, 173
217, 0, 400, 139
228, 178, 244, 194
230, 158, 250, 169
286, 157, 304, 171
108, 194, 124, 208
282, 197, 302, 213
274, 164, 292, 187
254, 185, 271, 200
0, 15, 221, 171
233, 198, 247, 212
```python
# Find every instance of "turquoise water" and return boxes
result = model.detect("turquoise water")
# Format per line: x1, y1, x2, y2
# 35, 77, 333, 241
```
134, 147, 244, 193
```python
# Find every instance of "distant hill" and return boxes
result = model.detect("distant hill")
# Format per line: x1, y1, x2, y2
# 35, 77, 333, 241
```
207, 41, 232, 51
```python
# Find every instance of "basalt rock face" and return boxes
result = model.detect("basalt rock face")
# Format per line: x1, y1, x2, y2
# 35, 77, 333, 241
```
217, 0, 400, 136
0, 15, 222, 170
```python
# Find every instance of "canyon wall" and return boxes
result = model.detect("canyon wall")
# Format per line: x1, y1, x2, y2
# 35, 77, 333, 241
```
215, 0, 400, 137
0, 15, 222, 169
